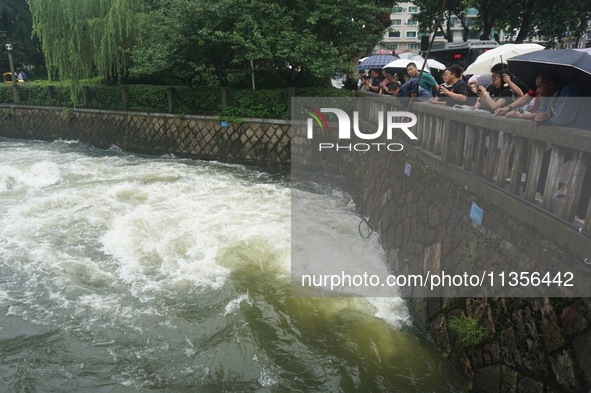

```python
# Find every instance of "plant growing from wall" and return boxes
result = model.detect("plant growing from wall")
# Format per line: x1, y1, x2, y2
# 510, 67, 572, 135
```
448, 315, 485, 347
464, 239, 480, 264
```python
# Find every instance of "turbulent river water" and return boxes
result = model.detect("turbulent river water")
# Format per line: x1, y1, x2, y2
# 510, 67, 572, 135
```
0, 138, 465, 392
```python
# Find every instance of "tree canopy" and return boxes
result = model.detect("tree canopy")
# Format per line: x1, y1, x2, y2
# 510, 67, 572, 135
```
0, 0, 44, 73
413, 0, 591, 44
132, 0, 392, 87
23, 0, 591, 88
27, 0, 392, 87
27, 0, 142, 84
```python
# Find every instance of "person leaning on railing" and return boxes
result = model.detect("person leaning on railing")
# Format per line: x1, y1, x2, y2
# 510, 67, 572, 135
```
490, 63, 526, 98
431, 65, 469, 106
471, 70, 515, 113
494, 75, 541, 120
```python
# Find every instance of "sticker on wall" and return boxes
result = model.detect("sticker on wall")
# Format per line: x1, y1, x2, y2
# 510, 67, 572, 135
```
404, 163, 411, 177
221, 121, 228, 127
469, 202, 483, 225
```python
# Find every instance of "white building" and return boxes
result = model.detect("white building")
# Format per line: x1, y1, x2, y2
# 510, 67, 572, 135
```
560, 19, 591, 49
375, 4, 483, 54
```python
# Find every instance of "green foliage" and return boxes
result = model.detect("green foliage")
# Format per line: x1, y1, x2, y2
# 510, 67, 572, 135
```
132, 0, 391, 87
297, 88, 356, 98
224, 89, 289, 119
532, 0, 591, 45
126, 85, 168, 113
0, 85, 12, 103
1, 80, 348, 119
448, 316, 486, 347
413, 0, 591, 44
464, 239, 480, 264
175, 87, 223, 116
0, 0, 45, 74
27, 0, 143, 93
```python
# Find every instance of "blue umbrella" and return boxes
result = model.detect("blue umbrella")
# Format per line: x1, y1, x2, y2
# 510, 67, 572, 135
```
508, 48, 591, 95
357, 54, 399, 70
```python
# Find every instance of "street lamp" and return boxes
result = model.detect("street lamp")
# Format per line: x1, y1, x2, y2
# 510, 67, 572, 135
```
0, 31, 20, 104
5, 43, 17, 87
5, 43, 20, 104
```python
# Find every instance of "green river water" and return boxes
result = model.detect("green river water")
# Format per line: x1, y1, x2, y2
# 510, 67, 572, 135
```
0, 138, 465, 392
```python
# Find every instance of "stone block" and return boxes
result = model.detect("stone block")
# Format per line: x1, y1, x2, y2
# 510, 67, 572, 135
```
451, 350, 474, 386
473, 365, 502, 393
431, 314, 452, 357
549, 349, 578, 390
516, 376, 544, 393
573, 331, 591, 386
560, 303, 589, 336
539, 298, 564, 352
481, 342, 501, 365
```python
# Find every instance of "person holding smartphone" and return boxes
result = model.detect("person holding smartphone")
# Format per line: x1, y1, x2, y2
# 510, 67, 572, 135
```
433, 65, 469, 106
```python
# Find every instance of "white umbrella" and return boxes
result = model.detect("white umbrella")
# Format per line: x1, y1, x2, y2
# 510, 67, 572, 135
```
397, 52, 416, 59
382, 58, 431, 73
409, 55, 446, 70
465, 43, 545, 75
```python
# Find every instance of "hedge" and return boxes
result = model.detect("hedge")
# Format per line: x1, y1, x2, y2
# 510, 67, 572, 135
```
0, 83, 354, 119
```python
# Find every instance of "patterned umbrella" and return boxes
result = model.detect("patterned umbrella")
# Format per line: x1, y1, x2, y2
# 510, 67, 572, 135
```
357, 55, 399, 70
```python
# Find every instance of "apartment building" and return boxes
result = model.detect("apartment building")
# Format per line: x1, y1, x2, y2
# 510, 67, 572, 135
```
376, 3, 481, 54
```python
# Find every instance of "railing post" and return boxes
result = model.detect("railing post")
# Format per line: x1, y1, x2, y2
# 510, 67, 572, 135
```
562, 150, 587, 221
167, 87, 175, 113
509, 137, 528, 195
288, 87, 297, 118
496, 133, 512, 187
474, 128, 487, 176
122, 86, 129, 111
47, 85, 55, 101
524, 140, 546, 202
440, 117, 452, 163
485, 131, 499, 182
542, 145, 565, 211
221, 87, 229, 112
463, 125, 475, 172
82, 86, 91, 107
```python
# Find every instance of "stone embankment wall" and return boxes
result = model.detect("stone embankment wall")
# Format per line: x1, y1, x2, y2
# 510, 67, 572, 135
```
343, 145, 591, 392
0, 105, 290, 169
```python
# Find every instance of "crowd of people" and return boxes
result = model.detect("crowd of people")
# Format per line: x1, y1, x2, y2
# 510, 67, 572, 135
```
356, 61, 588, 129
355, 60, 591, 221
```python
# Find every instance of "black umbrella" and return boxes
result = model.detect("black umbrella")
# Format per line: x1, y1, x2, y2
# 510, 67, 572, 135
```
507, 48, 591, 96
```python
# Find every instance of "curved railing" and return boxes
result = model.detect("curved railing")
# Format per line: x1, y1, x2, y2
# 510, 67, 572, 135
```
356, 93, 591, 232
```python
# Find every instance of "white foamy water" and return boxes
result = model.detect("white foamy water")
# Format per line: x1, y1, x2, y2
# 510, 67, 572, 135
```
0, 138, 464, 392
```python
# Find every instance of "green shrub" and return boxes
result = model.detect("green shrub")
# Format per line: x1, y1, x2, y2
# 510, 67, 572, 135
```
175, 86, 223, 116
88, 85, 125, 110
0, 85, 13, 103
298, 87, 355, 97
448, 316, 486, 347
224, 89, 289, 119
127, 85, 168, 113
0, 82, 349, 119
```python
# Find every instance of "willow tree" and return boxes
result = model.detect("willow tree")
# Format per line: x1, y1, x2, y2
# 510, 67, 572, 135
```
27, 0, 142, 86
